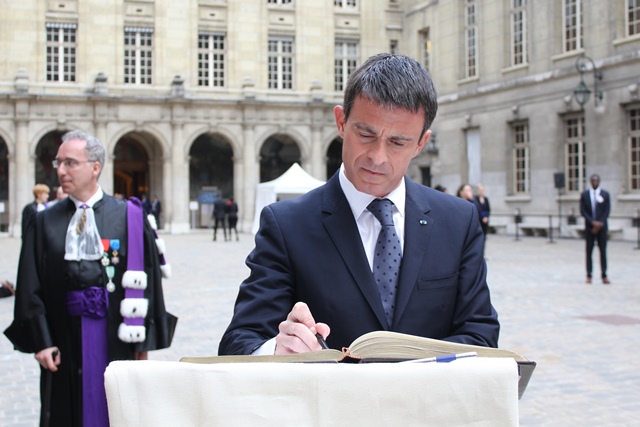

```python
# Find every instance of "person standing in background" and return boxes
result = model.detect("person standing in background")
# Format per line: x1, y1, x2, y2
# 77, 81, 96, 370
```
580, 173, 611, 284
48, 185, 68, 207
212, 193, 228, 241
21, 183, 50, 239
226, 197, 239, 241
474, 184, 490, 256
151, 194, 162, 229
141, 193, 152, 215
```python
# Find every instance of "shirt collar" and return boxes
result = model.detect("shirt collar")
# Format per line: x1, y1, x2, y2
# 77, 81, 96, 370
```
68, 186, 104, 209
338, 164, 406, 220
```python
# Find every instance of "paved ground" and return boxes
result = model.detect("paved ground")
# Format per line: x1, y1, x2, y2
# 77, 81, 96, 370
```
1, 230, 639, 426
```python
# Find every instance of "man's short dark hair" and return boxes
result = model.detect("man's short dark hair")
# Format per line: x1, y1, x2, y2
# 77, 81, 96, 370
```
342, 53, 438, 138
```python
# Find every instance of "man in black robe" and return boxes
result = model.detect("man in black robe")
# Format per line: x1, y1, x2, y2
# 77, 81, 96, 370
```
5, 130, 178, 427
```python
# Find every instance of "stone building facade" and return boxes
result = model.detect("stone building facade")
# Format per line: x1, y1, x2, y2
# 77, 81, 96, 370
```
1, 0, 639, 239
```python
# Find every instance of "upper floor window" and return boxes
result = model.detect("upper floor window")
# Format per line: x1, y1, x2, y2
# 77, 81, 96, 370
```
268, 36, 294, 90
563, 0, 583, 52
628, 0, 640, 36
124, 27, 153, 84
465, 0, 478, 78
564, 115, 586, 192
46, 23, 77, 82
511, 0, 527, 66
628, 107, 640, 191
268, 0, 292, 4
335, 0, 358, 9
419, 28, 431, 72
334, 40, 358, 91
198, 32, 226, 87
513, 122, 530, 194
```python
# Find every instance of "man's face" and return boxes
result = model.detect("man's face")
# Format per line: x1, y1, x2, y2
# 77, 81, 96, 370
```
56, 138, 101, 199
591, 176, 600, 189
334, 96, 430, 198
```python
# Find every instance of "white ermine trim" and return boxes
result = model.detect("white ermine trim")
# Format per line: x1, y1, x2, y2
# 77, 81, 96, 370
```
147, 214, 158, 230
122, 270, 147, 290
120, 298, 149, 318
118, 324, 146, 343
161, 264, 172, 279
155, 238, 166, 255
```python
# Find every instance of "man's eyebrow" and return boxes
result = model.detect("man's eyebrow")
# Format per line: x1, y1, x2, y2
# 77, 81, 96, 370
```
353, 122, 416, 142
353, 123, 377, 135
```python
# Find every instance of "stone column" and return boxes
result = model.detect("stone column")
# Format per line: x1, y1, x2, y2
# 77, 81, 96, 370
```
94, 117, 111, 194
233, 150, 244, 232
12, 101, 29, 237
161, 155, 172, 232
242, 123, 257, 233
310, 123, 323, 180
170, 120, 190, 233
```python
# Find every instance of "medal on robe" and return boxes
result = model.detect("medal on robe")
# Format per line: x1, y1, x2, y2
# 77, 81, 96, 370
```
106, 266, 116, 293
101, 239, 119, 292
110, 239, 120, 264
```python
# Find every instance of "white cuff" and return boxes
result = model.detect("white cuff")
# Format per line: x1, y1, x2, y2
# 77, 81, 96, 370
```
118, 324, 146, 343
155, 238, 166, 255
251, 338, 277, 355
161, 264, 172, 279
120, 298, 149, 318
122, 270, 147, 290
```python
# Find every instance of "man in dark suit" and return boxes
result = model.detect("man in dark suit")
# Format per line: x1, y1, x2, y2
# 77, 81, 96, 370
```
219, 54, 499, 356
580, 173, 611, 284
21, 183, 50, 239
151, 194, 162, 229
212, 193, 228, 241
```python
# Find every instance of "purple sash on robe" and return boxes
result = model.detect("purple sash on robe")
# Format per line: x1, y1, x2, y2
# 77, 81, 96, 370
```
124, 198, 145, 324
66, 286, 109, 427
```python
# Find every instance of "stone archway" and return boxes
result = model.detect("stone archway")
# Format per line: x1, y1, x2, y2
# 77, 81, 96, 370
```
188, 133, 234, 228
326, 137, 343, 180
259, 134, 301, 183
113, 132, 163, 202
35, 131, 65, 192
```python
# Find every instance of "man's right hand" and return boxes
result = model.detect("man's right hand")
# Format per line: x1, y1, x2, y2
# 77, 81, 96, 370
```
35, 347, 60, 372
275, 302, 331, 355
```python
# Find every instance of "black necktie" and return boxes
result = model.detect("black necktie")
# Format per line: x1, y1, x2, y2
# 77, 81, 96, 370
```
367, 198, 402, 327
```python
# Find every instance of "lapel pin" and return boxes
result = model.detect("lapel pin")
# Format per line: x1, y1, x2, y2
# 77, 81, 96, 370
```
419, 219, 428, 225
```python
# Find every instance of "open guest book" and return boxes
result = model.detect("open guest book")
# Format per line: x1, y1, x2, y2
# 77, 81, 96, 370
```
181, 331, 536, 399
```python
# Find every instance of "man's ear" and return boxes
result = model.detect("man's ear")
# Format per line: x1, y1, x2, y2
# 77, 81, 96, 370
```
413, 129, 432, 158
334, 105, 346, 138
93, 161, 102, 179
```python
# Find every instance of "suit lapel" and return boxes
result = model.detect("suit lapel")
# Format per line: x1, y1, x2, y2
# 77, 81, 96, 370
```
393, 179, 433, 326
321, 175, 389, 328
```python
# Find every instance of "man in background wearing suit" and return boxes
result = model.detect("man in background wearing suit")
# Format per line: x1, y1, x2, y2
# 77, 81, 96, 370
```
219, 54, 499, 356
580, 173, 611, 284
21, 183, 50, 239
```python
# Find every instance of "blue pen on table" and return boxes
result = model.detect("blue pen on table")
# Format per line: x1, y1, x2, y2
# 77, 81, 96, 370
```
400, 351, 478, 363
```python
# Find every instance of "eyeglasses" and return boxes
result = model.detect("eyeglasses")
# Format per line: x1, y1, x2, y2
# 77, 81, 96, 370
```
52, 159, 96, 169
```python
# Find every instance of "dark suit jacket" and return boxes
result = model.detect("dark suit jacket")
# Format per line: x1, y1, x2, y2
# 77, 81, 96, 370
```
579, 188, 611, 233
21, 202, 38, 239
219, 174, 500, 355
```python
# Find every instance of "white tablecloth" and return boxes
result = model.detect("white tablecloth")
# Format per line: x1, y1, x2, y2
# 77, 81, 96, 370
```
105, 358, 519, 427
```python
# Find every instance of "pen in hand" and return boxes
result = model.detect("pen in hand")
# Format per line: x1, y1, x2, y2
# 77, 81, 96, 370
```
315, 333, 330, 350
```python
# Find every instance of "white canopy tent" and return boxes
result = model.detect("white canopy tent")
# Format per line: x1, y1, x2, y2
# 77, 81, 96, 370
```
251, 163, 325, 234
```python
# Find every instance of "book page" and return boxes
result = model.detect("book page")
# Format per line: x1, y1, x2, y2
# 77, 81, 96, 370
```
348, 331, 528, 361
